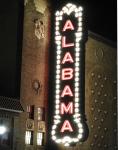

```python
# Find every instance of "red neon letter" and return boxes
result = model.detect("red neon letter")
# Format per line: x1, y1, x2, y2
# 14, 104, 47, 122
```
62, 36, 74, 48
61, 85, 73, 97
62, 52, 74, 64
60, 120, 73, 133
60, 102, 73, 114
63, 20, 74, 31
62, 68, 73, 80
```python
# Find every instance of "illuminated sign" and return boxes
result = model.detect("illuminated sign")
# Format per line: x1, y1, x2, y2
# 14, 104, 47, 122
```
51, 3, 88, 146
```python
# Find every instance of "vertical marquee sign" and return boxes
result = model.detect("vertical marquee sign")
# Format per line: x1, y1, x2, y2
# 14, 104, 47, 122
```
51, 3, 88, 146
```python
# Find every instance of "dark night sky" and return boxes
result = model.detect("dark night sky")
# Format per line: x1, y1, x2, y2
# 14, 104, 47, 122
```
0, 0, 116, 98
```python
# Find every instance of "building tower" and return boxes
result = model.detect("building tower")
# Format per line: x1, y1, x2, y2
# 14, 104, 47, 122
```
19, 0, 51, 149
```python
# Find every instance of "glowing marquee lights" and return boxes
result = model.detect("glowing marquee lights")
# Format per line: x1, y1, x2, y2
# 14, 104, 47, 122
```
51, 3, 87, 146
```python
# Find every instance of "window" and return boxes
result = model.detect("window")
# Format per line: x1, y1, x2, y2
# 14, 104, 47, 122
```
37, 132, 43, 146
25, 131, 33, 145
27, 105, 34, 119
37, 107, 45, 121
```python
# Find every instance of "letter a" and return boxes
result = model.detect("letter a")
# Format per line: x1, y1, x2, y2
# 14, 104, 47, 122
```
60, 120, 73, 132
63, 20, 74, 31
62, 52, 74, 64
61, 85, 73, 97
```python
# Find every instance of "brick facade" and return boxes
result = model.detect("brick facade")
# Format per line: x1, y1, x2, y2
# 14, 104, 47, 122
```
19, 0, 51, 149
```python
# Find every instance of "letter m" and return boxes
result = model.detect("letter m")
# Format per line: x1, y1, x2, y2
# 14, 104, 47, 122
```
60, 102, 73, 114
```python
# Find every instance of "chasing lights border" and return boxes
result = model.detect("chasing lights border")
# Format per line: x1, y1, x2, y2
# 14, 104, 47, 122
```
51, 3, 84, 147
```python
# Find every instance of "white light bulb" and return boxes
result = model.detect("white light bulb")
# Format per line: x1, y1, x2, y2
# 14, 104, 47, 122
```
75, 103, 79, 107
56, 60, 61, 65
78, 32, 82, 37
56, 41, 61, 45
75, 98, 79, 102
52, 125, 56, 130
56, 17, 60, 21
75, 108, 79, 113
62, 7, 68, 13
75, 13, 79, 17
65, 143, 69, 147
75, 72, 79, 76
78, 12, 82, 17
59, 16, 62, 20
55, 36, 61, 41
56, 80, 60, 84
78, 134, 83, 139
56, 90, 60, 95
55, 94, 59, 99
75, 79, 79, 82
56, 84, 60, 89
51, 130, 56, 135
75, 8, 79, 12
76, 32, 82, 37
57, 50, 61, 55
52, 135, 56, 140
60, 11, 63, 15
76, 43, 80, 47
73, 138, 79, 142
76, 37, 81, 42
78, 27, 82, 31
57, 45, 61, 50
75, 87, 79, 92
75, 93, 79, 97
75, 76, 79, 81
74, 114, 80, 118
75, 68, 80, 72
55, 11, 60, 16
56, 105, 60, 109
55, 31, 60, 35
79, 128, 84, 134
79, 22, 82, 27
67, 3, 72, 8
56, 139, 61, 143
76, 57, 80, 62
56, 75, 60, 79
69, 5, 76, 14
79, 7, 83, 11
56, 100, 60, 104
75, 82, 79, 87
56, 64, 60, 69
75, 62, 80, 67
76, 53, 80, 57
78, 123, 83, 128
75, 48, 80, 52
63, 136, 71, 142
79, 17, 82, 22
56, 22, 59, 26
56, 26, 59, 31
74, 118, 79, 122
54, 115, 60, 119
54, 119, 60, 124
55, 110, 59, 114
57, 55, 61, 60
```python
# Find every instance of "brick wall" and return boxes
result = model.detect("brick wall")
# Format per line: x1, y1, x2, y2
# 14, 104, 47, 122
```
19, 0, 51, 149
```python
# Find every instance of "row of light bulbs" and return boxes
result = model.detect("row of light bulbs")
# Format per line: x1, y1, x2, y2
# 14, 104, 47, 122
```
52, 3, 84, 147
